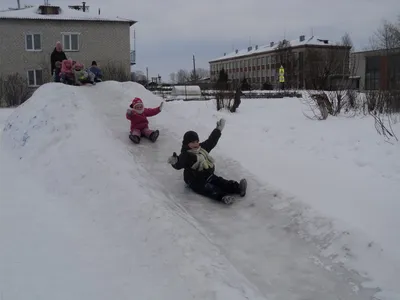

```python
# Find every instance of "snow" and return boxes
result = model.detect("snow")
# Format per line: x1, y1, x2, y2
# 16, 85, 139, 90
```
210, 36, 338, 62
1, 82, 399, 300
0, 108, 13, 140
0, 4, 135, 24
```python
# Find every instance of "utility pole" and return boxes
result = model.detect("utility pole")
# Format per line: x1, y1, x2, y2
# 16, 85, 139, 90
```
146, 67, 149, 83
17, 0, 20, 9
192, 54, 196, 82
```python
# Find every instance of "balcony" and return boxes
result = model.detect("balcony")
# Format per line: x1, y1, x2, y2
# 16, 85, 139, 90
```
130, 50, 136, 65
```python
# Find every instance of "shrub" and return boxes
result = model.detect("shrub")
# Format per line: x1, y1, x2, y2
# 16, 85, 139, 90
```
101, 61, 131, 82
0, 73, 32, 107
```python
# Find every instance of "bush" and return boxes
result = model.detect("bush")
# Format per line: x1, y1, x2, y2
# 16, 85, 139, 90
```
101, 61, 131, 82
0, 73, 32, 107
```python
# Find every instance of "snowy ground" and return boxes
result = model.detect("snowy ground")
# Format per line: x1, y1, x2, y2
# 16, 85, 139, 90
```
1, 82, 399, 300
0, 108, 14, 140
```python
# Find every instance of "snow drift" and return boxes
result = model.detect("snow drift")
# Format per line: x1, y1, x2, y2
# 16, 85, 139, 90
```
0, 83, 265, 300
1, 81, 400, 300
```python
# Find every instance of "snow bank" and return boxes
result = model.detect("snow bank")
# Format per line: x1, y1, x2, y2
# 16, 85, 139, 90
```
122, 88, 400, 299
0, 83, 265, 300
0, 108, 13, 140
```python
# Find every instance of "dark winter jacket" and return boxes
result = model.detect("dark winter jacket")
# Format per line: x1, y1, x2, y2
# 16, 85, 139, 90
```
50, 48, 67, 75
172, 128, 221, 184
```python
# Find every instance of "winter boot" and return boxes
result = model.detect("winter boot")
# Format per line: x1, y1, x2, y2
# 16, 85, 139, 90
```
129, 134, 140, 144
221, 195, 235, 205
149, 130, 159, 142
239, 179, 247, 197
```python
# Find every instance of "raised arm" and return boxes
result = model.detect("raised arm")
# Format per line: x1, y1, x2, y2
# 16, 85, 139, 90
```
144, 101, 163, 117
199, 118, 225, 153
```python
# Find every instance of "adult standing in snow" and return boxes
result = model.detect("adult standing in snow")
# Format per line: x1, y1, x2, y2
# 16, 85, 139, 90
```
50, 41, 67, 82
167, 119, 247, 204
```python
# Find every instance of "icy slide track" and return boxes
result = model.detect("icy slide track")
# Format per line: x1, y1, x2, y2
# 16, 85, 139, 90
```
0, 82, 380, 300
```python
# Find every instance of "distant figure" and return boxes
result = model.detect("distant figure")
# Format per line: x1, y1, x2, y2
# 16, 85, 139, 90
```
88, 61, 103, 82
50, 41, 67, 82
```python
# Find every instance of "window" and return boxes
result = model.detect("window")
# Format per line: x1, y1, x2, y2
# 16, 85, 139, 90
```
62, 33, 80, 51
25, 33, 42, 51
27, 70, 43, 87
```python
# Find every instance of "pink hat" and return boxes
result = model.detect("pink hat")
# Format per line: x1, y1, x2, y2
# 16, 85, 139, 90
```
130, 97, 144, 114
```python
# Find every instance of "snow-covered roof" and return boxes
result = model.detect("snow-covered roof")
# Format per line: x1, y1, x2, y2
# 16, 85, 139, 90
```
0, 4, 136, 26
209, 36, 343, 63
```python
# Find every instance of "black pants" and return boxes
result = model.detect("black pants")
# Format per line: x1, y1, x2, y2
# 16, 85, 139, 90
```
189, 174, 240, 201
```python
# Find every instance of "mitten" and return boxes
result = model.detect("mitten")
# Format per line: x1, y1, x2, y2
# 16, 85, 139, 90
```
159, 102, 164, 111
168, 152, 178, 165
216, 118, 226, 132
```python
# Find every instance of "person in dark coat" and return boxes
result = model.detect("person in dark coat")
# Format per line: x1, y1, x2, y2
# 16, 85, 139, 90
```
50, 41, 67, 82
168, 118, 247, 204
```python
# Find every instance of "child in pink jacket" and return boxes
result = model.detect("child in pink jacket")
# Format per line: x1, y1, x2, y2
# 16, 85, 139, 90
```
126, 97, 163, 144
60, 59, 74, 85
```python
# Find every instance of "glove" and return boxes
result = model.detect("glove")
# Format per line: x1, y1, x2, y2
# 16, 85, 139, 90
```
159, 102, 164, 111
168, 152, 178, 165
216, 118, 226, 132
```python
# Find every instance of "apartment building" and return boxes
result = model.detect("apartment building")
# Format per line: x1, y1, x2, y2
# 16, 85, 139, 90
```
0, 4, 136, 87
209, 35, 350, 89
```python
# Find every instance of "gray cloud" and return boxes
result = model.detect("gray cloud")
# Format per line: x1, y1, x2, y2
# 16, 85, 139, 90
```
1, 0, 398, 80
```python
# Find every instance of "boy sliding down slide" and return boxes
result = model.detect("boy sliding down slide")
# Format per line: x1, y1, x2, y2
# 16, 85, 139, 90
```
168, 118, 247, 205
126, 97, 163, 144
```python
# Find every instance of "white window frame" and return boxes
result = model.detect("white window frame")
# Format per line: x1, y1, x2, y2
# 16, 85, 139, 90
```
61, 32, 81, 51
25, 33, 42, 51
27, 69, 43, 87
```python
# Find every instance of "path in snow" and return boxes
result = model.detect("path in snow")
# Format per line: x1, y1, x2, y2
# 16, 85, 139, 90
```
85, 84, 378, 300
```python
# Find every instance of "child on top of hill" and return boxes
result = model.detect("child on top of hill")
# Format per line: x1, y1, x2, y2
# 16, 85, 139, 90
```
126, 97, 163, 144
73, 62, 96, 86
60, 59, 75, 85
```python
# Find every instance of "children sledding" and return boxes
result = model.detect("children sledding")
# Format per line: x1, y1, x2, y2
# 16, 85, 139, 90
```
126, 97, 163, 144
168, 118, 247, 205
57, 59, 97, 86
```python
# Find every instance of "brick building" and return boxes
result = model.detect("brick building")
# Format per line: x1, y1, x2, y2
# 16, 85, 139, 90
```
209, 35, 350, 90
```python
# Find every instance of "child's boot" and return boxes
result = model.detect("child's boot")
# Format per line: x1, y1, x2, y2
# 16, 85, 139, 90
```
221, 195, 235, 205
149, 130, 159, 142
239, 179, 247, 197
129, 134, 140, 144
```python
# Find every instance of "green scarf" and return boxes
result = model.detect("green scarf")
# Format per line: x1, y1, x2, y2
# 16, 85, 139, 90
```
188, 147, 215, 171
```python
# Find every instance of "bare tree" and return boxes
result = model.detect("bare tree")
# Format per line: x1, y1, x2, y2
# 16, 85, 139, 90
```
365, 17, 400, 141
193, 68, 209, 79
169, 72, 176, 84
176, 69, 190, 84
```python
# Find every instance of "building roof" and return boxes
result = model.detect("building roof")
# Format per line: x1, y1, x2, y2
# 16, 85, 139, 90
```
0, 4, 137, 26
209, 35, 344, 63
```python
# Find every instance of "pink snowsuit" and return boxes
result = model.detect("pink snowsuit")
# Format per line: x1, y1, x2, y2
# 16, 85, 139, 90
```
60, 59, 74, 83
126, 99, 161, 138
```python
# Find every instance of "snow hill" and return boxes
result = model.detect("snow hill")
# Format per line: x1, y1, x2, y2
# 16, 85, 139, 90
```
1, 81, 399, 300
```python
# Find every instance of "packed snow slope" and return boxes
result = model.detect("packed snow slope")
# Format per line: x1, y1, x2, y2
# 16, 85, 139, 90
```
1, 81, 399, 300
0, 84, 266, 300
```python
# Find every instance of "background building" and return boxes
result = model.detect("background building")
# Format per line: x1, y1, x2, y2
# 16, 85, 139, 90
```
0, 4, 136, 87
352, 48, 400, 90
209, 35, 350, 90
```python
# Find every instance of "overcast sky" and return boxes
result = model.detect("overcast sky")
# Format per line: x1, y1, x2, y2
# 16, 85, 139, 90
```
1, 0, 399, 81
